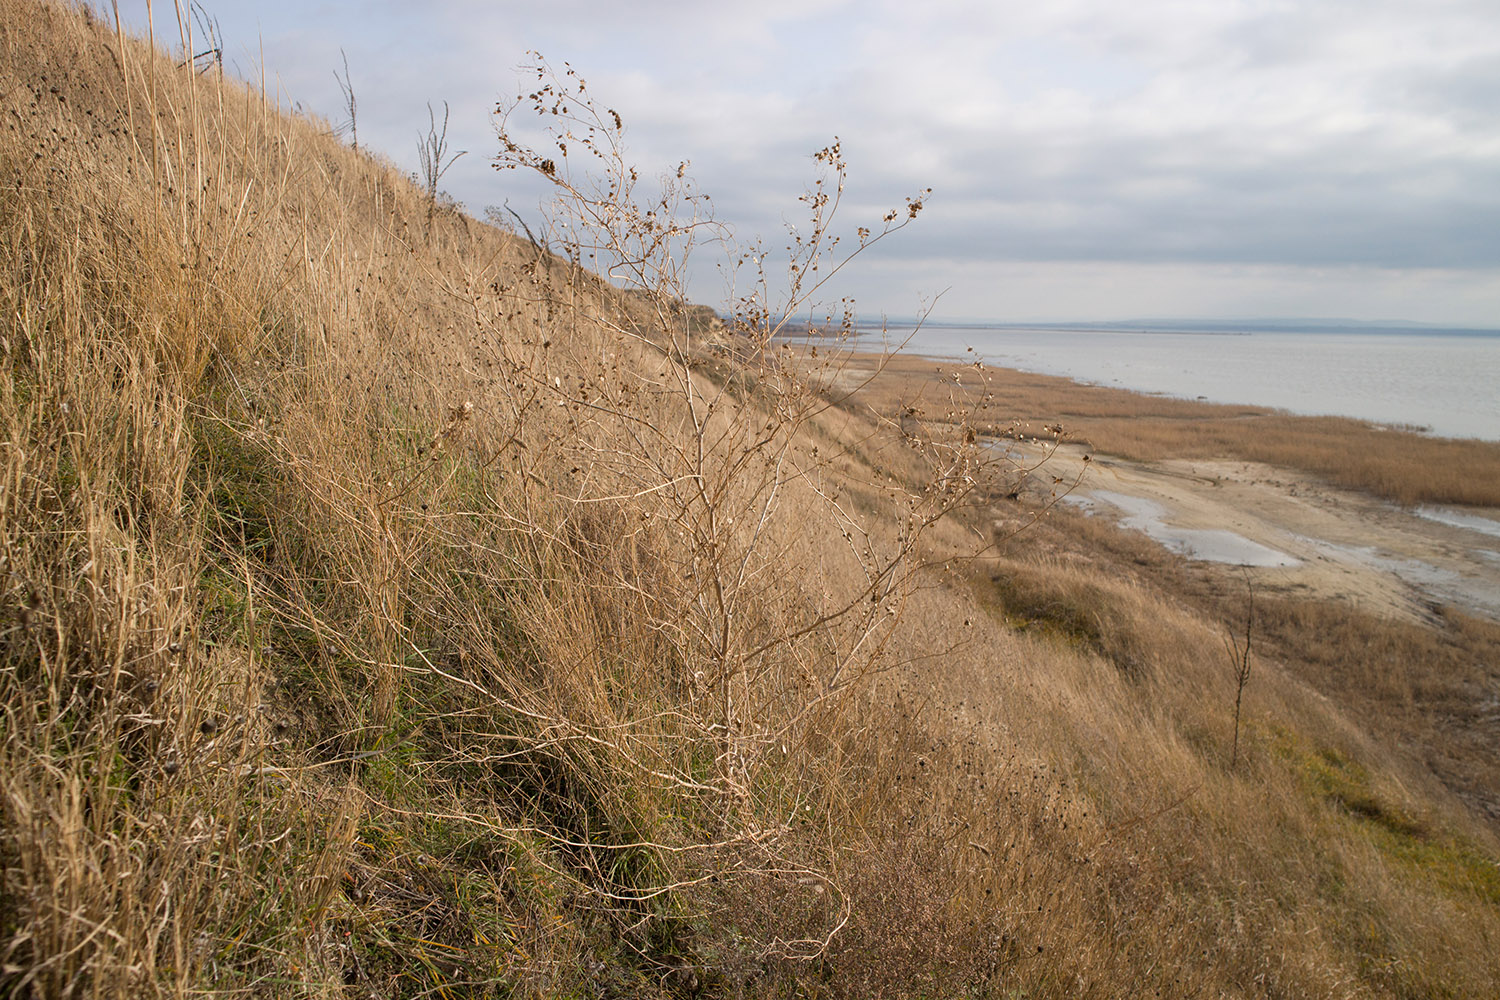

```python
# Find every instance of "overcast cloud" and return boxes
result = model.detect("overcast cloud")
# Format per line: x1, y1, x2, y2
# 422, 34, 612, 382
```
115, 1, 1500, 324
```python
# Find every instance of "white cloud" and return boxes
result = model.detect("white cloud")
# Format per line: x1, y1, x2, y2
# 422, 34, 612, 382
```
110, 0, 1500, 324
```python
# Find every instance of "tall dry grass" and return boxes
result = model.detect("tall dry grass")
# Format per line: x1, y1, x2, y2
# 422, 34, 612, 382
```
0, 4, 1001, 993
3, 2, 1500, 998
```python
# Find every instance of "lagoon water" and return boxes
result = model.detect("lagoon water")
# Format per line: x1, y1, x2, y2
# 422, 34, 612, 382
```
853, 324, 1500, 441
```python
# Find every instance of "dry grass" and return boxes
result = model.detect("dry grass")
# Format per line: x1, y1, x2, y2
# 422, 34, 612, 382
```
3, 2, 1500, 997
968, 502, 1500, 986
996, 503, 1500, 827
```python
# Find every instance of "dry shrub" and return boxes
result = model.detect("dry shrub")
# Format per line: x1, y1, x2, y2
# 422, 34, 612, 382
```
0, 7, 1015, 993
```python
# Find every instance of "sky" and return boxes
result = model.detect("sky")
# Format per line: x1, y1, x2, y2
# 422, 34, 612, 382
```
114, 1, 1500, 326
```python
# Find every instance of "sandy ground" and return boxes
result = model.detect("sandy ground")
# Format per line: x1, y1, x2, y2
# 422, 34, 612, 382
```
1006, 440, 1500, 624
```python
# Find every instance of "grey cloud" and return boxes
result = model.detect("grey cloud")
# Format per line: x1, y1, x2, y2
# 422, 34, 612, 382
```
1392, 56, 1500, 129
107, 0, 1500, 323
847, 129, 1500, 269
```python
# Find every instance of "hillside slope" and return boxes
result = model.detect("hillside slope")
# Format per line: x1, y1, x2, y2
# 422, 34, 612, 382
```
3, 3, 1498, 997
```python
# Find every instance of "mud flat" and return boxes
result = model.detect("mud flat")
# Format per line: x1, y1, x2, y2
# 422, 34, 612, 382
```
1020, 441, 1500, 623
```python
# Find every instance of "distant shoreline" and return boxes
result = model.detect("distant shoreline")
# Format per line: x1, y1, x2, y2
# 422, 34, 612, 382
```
838, 318, 1500, 337
784, 323, 1500, 441
794, 346, 1500, 508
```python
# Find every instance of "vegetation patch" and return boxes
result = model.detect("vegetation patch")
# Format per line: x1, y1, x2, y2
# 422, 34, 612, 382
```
984, 559, 1151, 676
1269, 726, 1500, 906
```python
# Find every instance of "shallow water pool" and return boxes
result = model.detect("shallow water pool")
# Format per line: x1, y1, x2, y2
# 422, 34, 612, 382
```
1078, 490, 1301, 567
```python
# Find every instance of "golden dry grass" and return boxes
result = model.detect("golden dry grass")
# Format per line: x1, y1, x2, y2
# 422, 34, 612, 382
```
3, 3, 1500, 998
1010, 505, 1500, 827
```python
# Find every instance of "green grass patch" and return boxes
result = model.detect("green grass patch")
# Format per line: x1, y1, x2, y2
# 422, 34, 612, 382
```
1269, 726, 1500, 906
191, 415, 281, 559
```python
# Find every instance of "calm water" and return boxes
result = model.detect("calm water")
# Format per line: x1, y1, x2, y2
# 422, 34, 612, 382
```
850, 324, 1500, 441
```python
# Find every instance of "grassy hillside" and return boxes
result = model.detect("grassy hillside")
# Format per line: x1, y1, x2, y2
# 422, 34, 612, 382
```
3, 2, 1498, 997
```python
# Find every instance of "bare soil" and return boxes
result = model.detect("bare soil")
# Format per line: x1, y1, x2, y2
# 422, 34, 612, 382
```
1024, 442, 1500, 625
